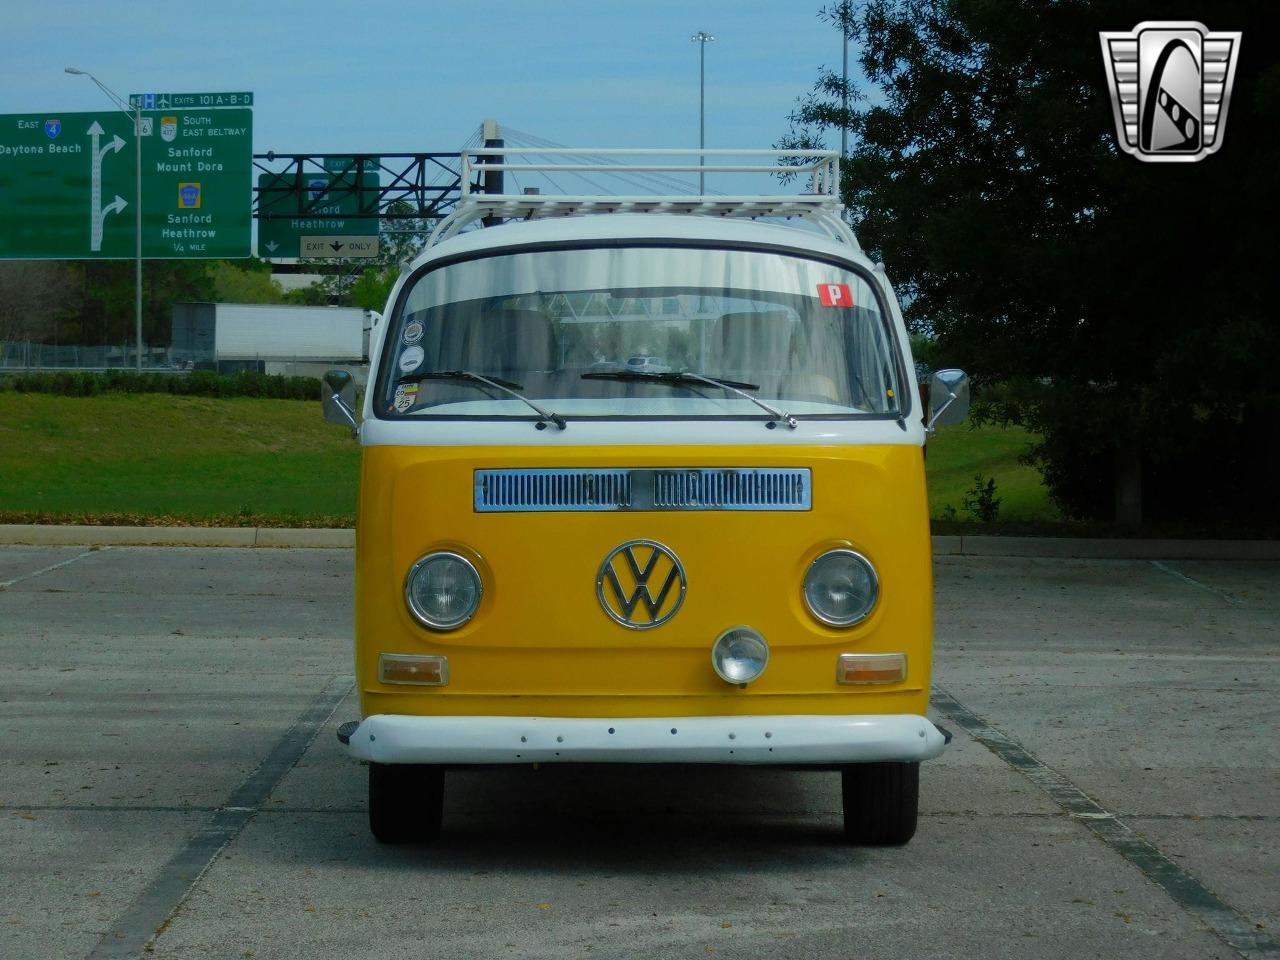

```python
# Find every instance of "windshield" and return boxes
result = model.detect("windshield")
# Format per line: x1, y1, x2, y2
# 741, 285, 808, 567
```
378, 245, 904, 421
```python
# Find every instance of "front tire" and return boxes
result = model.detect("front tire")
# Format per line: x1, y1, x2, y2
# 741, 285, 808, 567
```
368, 762, 444, 844
841, 762, 919, 845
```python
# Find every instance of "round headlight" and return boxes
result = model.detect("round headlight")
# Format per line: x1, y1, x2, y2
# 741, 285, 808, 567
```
405, 551, 482, 630
711, 626, 769, 685
803, 549, 878, 626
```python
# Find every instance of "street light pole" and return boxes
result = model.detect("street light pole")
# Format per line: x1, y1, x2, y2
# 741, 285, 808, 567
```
691, 31, 715, 195
66, 67, 144, 372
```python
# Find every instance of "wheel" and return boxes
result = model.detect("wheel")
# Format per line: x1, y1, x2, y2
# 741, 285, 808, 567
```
841, 762, 919, 846
368, 762, 445, 844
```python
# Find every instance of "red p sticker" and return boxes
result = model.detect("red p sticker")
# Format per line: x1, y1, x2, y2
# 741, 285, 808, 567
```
818, 283, 853, 307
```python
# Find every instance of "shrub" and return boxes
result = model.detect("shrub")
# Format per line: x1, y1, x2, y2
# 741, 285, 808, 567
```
962, 474, 1002, 523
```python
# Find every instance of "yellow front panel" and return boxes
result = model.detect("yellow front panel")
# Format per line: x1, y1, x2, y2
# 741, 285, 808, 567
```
355, 444, 932, 719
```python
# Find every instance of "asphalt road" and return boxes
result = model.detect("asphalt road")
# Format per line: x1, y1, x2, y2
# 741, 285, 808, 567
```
1, 546, 1276, 960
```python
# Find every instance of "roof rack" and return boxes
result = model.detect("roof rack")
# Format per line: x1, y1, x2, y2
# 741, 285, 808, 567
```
427, 148, 857, 249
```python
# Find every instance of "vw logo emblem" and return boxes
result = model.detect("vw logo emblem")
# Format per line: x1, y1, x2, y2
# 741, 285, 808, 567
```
597, 539, 686, 630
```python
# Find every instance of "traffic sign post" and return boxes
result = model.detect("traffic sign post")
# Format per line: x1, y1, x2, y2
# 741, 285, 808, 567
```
258, 159, 380, 259
0, 108, 252, 259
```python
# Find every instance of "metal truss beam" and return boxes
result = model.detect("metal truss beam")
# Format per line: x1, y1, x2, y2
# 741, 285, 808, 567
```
252, 153, 464, 221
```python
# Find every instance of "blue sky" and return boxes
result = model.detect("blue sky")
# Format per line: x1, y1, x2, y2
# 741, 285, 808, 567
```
5, 0, 852, 156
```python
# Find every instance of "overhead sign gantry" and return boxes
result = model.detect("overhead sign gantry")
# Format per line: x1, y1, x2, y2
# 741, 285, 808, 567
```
252, 152, 465, 260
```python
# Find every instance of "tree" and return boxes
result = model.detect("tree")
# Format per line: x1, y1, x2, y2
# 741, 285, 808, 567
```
779, 1, 1279, 525
282, 281, 331, 306
54, 260, 213, 350
349, 266, 397, 312
142, 261, 216, 348
376, 200, 434, 268
0, 262, 75, 343
209, 258, 286, 303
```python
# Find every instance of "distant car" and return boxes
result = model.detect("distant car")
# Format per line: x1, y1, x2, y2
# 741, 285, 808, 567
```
625, 355, 670, 373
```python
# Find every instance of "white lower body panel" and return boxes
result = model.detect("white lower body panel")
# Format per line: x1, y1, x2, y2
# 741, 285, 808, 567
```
345, 713, 949, 765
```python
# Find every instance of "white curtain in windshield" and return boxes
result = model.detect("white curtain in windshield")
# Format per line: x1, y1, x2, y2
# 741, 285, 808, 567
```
381, 246, 902, 419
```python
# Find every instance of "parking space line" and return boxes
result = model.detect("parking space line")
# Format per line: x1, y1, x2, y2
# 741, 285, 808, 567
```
84, 675, 353, 960
0, 547, 103, 590
930, 684, 1279, 960
1151, 560, 1244, 605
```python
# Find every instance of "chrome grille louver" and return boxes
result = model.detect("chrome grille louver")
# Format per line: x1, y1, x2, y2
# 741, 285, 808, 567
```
475, 468, 810, 512
653, 469, 808, 509
476, 469, 633, 511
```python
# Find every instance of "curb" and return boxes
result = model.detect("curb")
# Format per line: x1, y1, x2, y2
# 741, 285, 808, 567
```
0, 525, 1276, 559
932, 535, 1280, 560
0, 524, 354, 549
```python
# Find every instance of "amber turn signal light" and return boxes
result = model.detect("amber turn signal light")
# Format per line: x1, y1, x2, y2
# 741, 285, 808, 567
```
379, 654, 449, 685
837, 653, 906, 684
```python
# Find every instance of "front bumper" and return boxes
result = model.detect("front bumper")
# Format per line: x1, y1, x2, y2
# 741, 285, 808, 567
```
340, 713, 950, 765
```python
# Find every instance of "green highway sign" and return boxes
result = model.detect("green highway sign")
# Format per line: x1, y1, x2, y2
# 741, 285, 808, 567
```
258, 159, 380, 259
130, 92, 253, 109
0, 109, 252, 259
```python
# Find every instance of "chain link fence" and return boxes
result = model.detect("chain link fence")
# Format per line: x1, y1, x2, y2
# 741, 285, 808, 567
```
0, 342, 366, 382
0, 341, 203, 371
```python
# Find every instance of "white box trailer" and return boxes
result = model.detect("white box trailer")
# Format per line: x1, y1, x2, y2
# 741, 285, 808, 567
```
172, 302, 366, 365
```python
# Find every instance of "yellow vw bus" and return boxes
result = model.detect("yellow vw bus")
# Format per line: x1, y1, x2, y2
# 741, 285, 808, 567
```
324, 150, 968, 845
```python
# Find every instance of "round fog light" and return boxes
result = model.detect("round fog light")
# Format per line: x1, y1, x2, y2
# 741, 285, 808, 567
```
405, 551, 482, 630
711, 626, 769, 685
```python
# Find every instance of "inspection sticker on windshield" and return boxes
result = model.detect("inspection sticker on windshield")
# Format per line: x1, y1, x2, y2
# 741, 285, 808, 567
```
398, 345, 425, 373
392, 383, 419, 413
402, 321, 424, 344
818, 283, 853, 307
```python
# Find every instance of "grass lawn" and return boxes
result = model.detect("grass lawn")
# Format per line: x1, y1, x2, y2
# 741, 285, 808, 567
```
0, 393, 360, 525
925, 421, 1058, 523
0, 393, 1057, 526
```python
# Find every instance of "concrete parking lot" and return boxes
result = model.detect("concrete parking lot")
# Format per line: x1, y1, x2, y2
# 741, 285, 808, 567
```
1, 545, 1276, 960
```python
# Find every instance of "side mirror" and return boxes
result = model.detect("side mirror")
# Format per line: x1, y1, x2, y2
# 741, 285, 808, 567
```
322, 369, 359, 438
927, 368, 970, 432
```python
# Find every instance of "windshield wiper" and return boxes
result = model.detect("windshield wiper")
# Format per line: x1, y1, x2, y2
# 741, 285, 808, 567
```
581, 370, 797, 429
401, 370, 566, 430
